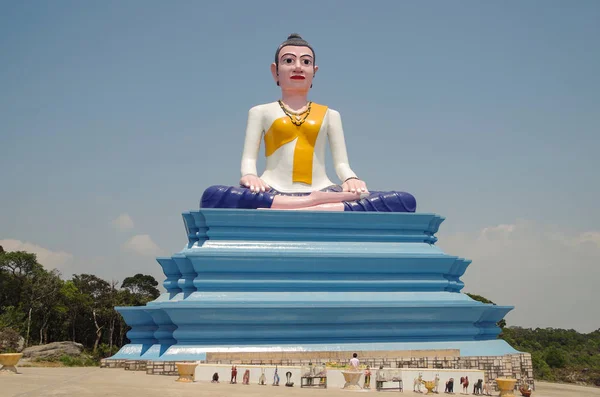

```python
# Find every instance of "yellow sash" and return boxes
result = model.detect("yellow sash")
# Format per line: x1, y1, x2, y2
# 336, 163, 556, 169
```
264, 103, 328, 185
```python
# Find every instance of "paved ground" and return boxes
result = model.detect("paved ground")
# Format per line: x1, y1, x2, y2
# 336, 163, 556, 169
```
2, 367, 599, 397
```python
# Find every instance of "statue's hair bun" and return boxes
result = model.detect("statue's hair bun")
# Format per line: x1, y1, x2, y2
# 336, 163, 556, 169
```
275, 33, 314, 64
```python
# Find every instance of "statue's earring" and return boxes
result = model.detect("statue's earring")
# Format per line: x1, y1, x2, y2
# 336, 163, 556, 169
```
310, 84, 313, 88
277, 81, 280, 86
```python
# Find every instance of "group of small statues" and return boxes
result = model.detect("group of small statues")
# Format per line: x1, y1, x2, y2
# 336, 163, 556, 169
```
410, 372, 440, 394
390, 373, 493, 395
222, 366, 253, 385
212, 365, 290, 387
211, 363, 524, 395
436, 376, 492, 395
465, 377, 493, 396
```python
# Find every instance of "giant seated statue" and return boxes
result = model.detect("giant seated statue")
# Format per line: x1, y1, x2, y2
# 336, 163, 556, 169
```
201, 34, 416, 212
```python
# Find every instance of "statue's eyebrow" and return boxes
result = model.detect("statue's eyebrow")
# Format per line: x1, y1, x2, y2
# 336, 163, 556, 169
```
280, 52, 313, 60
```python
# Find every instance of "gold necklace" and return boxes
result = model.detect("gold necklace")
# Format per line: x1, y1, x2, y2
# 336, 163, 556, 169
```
278, 100, 312, 126
279, 101, 309, 115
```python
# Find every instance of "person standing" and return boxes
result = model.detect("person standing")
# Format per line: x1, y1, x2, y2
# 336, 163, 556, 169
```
350, 353, 360, 371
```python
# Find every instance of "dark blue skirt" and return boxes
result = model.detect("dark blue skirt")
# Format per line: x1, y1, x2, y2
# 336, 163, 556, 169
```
201, 185, 416, 213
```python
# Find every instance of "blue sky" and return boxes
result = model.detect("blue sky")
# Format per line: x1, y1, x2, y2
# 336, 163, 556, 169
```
1, 1, 599, 332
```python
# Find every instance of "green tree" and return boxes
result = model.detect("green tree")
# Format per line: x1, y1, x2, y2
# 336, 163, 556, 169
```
0, 251, 43, 309
121, 273, 160, 304
0, 306, 24, 330
545, 347, 567, 368
72, 274, 111, 353
31, 269, 64, 345
531, 351, 554, 380
0, 249, 148, 359
0, 251, 63, 347
60, 280, 87, 342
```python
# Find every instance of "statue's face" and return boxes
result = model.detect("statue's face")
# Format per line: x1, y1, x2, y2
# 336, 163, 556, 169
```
271, 45, 318, 92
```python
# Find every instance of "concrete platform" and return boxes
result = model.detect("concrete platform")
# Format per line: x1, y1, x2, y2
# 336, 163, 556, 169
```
114, 210, 513, 362
2, 367, 599, 397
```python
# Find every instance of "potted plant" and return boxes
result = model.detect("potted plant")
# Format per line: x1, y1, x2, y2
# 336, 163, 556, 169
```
519, 383, 532, 397
0, 327, 23, 374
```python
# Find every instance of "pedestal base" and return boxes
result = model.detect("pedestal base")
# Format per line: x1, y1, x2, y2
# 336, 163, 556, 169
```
423, 380, 436, 395
342, 371, 362, 390
0, 353, 23, 375
175, 363, 197, 382
0, 366, 18, 374
111, 209, 519, 382
496, 378, 517, 397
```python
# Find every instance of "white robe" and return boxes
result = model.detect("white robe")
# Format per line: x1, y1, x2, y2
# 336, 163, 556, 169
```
240, 102, 357, 193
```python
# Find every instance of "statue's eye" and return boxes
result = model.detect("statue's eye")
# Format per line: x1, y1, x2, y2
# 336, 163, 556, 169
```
302, 59, 312, 65
284, 58, 293, 64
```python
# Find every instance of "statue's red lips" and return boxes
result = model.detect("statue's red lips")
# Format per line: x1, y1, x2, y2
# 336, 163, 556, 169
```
290, 75, 305, 80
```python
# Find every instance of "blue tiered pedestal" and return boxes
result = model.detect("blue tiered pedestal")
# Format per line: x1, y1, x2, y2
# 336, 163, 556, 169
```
111, 209, 516, 361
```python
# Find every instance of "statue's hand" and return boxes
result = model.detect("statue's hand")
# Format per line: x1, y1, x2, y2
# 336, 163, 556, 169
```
342, 178, 368, 194
240, 174, 270, 193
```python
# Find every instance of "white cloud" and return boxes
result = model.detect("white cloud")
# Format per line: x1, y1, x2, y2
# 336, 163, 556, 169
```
573, 231, 600, 248
112, 213, 135, 231
439, 220, 600, 333
0, 239, 74, 272
122, 234, 163, 257
480, 223, 516, 239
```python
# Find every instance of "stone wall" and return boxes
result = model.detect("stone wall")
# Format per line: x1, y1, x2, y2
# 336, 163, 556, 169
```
100, 358, 126, 368
386, 354, 534, 389
124, 360, 147, 371
206, 349, 460, 363
146, 360, 180, 376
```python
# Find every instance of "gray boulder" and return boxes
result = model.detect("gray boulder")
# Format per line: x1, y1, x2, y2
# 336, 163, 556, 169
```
21, 341, 84, 360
